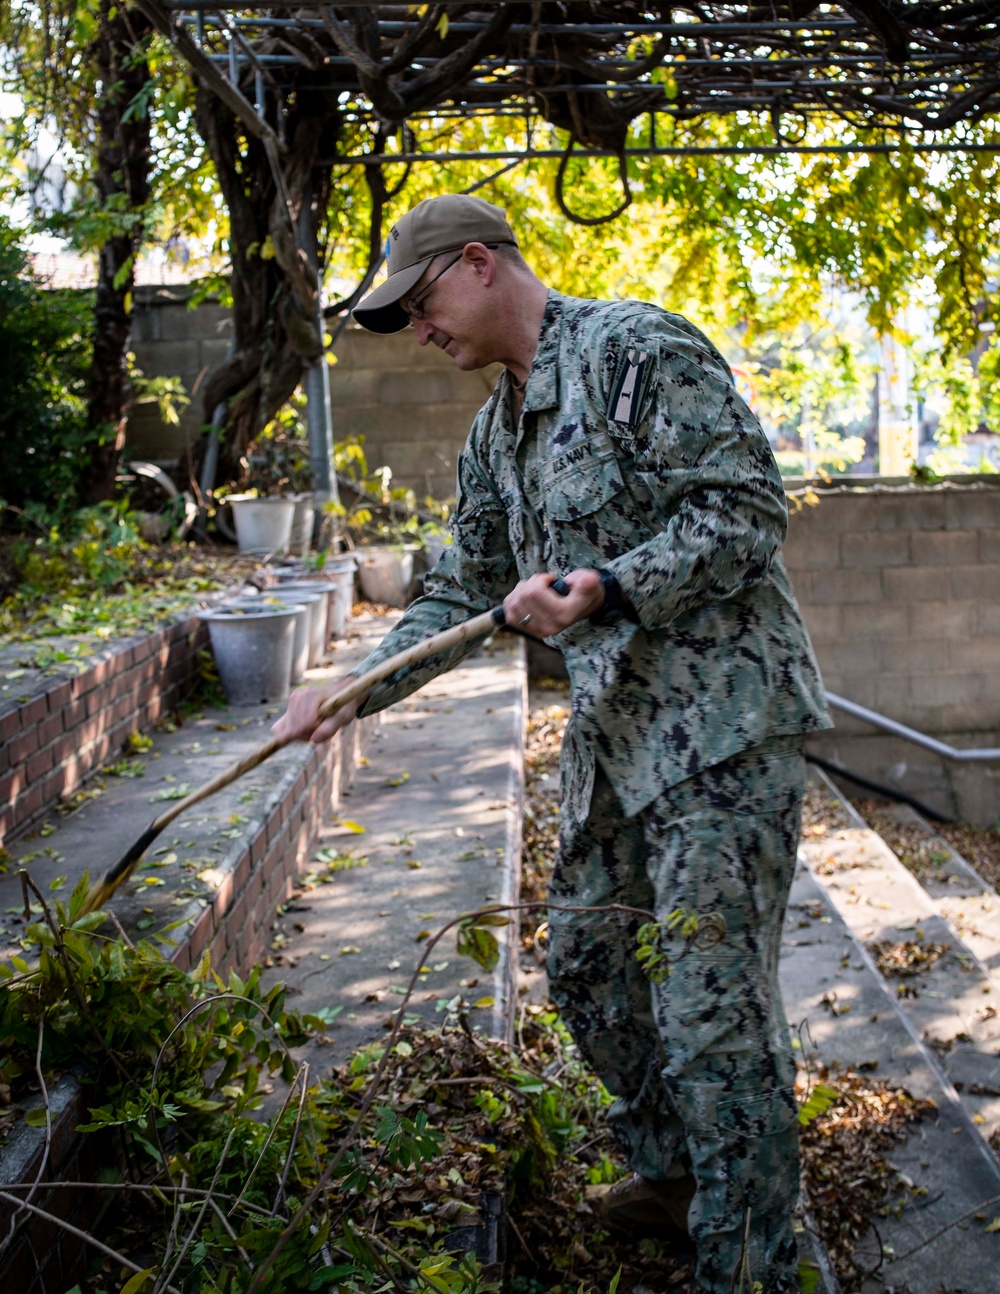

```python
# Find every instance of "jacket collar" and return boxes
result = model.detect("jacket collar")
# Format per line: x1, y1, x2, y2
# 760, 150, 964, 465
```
517, 289, 564, 414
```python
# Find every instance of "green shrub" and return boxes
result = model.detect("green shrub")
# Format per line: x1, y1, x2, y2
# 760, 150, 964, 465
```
0, 217, 93, 517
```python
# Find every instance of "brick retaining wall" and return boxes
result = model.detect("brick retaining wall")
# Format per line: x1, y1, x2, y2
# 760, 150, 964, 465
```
0, 670, 377, 1293
0, 1080, 121, 1294
0, 616, 211, 849
170, 717, 374, 978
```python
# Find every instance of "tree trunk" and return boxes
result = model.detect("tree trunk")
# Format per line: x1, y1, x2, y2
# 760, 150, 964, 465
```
79, 1, 153, 506
192, 82, 341, 493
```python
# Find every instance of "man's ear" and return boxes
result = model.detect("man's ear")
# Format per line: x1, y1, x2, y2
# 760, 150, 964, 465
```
461, 242, 496, 286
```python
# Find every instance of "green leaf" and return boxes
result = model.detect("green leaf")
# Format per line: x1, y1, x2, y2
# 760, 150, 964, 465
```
120, 1266, 156, 1294
24, 1107, 48, 1127
798, 1082, 839, 1127
456, 923, 499, 972
68, 871, 91, 921
149, 783, 190, 802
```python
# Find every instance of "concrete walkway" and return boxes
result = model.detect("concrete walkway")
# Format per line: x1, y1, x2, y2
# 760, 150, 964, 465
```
260, 630, 526, 1064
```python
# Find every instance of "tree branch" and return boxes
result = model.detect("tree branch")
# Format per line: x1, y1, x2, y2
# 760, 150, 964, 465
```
131, 0, 285, 154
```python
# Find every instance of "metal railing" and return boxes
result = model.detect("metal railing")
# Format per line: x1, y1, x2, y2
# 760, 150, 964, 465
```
826, 692, 1000, 763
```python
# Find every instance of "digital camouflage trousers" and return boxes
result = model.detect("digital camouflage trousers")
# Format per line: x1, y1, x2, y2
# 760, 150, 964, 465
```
547, 732, 806, 1294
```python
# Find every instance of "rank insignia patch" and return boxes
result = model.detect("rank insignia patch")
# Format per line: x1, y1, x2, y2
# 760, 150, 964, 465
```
608, 348, 653, 428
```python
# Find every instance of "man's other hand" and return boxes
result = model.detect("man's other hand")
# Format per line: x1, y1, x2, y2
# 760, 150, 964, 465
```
503, 570, 605, 638
271, 675, 363, 745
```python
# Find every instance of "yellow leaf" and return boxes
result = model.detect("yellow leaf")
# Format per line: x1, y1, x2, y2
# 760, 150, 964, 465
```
406, 859, 422, 870
120, 1268, 156, 1294
473, 996, 495, 1009
340, 945, 360, 955
986, 1217, 1000, 1233
436, 12, 449, 37
338, 819, 366, 834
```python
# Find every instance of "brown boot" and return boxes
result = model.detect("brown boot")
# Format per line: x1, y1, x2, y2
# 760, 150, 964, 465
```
586, 1171, 696, 1237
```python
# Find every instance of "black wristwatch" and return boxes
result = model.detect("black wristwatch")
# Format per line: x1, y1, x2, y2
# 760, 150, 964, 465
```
589, 569, 638, 627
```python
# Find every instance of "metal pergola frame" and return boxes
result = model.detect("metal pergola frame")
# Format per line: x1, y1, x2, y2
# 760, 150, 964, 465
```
145, 1, 1000, 167
127, 1, 1000, 510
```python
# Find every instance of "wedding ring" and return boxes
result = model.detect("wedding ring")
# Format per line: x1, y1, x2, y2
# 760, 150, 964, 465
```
520, 613, 532, 625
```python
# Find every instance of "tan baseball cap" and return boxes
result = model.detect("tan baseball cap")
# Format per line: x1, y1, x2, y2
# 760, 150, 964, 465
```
353, 194, 517, 334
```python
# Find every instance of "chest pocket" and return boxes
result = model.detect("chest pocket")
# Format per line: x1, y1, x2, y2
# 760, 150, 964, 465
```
542, 448, 650, 563
544, 449, 625, 521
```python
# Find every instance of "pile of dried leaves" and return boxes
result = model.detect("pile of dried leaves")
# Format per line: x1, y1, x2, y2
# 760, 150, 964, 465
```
801, 780, 856, 835
856, 797, 1000, 893
351, 1008, 695, 1293
798, 1068, 936, 1289
520, 690, 569, 942
868, 937, 950, 982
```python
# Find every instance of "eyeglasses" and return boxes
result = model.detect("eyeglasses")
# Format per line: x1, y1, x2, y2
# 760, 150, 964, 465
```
403, 253, 463, 324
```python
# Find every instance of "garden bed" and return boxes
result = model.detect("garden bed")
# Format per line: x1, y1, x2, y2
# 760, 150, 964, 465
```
0, 549, 263, 846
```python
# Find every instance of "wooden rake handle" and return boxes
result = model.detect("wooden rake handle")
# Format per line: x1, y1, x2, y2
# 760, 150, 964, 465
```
80, 605, 506, 915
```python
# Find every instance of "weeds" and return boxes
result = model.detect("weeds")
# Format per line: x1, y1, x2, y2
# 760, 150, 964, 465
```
1, 883, 706, 1294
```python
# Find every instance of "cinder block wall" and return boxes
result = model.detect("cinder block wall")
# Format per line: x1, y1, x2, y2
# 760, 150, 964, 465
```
128, 286, 233, 462
328, 324, 500, 501
125, 298, 496, 502
784, 482, 1000, 825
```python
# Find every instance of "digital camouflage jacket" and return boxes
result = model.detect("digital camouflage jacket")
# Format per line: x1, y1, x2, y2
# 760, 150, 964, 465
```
355, 290, 832, 818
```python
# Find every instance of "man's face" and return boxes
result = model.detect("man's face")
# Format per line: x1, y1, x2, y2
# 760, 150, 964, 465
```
399, 247, 496, 370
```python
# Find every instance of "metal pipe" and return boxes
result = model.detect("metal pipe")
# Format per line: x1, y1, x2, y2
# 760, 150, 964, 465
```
297, 173, 338, 550
825, 692, 1000, 762
178, 21, 989, 70
165, 5, 863, 36
324, 142, 1000, 164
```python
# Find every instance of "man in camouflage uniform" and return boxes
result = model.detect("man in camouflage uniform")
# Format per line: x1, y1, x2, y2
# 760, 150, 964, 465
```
274, 194, 832, 1292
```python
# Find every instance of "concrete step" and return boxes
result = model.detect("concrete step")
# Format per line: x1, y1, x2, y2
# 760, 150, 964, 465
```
800, 767, 1000, 1146
788, 768, 1000, 1291
857, 799, 1000, 994
781, 855, 1000, 1293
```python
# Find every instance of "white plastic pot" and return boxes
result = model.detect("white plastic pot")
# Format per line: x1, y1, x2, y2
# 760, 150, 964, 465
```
324, 564, 356, 639
226, 594, 312, 684
228, 495, 296, 556
289, 495, 315, 556
198, 604, 299, 706
356, 544, 419, 608
274, 581, 336, 666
